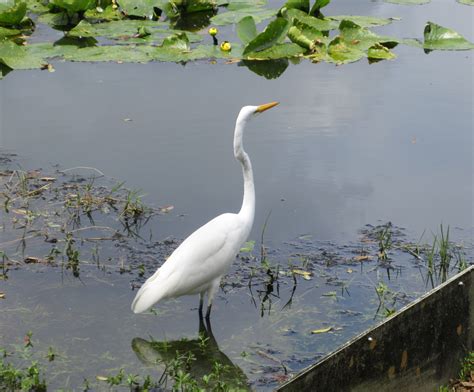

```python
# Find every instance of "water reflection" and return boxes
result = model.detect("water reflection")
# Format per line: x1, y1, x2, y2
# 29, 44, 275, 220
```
131, 314, 249, 390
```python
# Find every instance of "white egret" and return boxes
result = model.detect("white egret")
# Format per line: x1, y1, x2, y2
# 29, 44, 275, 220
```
131, 102, 279, 318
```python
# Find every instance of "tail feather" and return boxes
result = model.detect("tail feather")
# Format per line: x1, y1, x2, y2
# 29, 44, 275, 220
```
131, 270, 167, 314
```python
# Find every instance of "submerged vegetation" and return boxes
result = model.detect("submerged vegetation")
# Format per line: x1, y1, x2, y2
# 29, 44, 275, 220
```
0, 0, 473, 79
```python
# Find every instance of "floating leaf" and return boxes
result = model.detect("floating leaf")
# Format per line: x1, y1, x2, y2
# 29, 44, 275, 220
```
287, 18, 327, 50
220, 0, 267, 10
281, 0, 309, 13
0, 26, 21, 38
329, 15, 394, 28
245, 42, 304, 60
0, 292, 5, 299
338, 20, 399, 50
0, 0, 27, 26
384, 0, 429, 4
84, 5, 123, 22
50, 0, 96, 14
243, 17, 289, 55
116, 0, 161, 18
68, 19, 202, 45
25, 0, 50, 14
311, 326, 332, 334
368, 42, 396, 62
210, 7, 276, 25
0, 40, 45, 69
457, 0, 474, 4
327, 36, 365, 64
284, 8, 336, 31
240, 240, 255, 253
292, 269, 312, 280
309, 0, 330, 16
236, 15, 256, 44
423, 21, 474, 50
64, 45, 153, 63
322, 291, 337, 297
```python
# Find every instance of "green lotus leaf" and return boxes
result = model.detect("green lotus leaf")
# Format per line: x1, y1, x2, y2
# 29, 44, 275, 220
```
37, 11, 71, 26
64, 45, 154, 62
284, 8, 336, 31
327, 36, 365, 64
244, 42, 305, 60
287, 18, 328, 50
281, 0, 310, 13
68, 19, 203, 45
457, 0, 474, 4
117, 0, 163, 18
210, 7, 276, 25
0, 0, 27, 26
243, 17, 290, 55
84, 5, 123, 22
367, 42, 396, 61
217, 0, 267, 11
0, 26, 21, 38
182, 0, 217, 13
329, 15, 394, 28
307, 41, 329, 62
384, 0, 429, 4
309, 0, 330, 16
338, 20, 399, 50
236, 15, 256, 44
423, 21, 474, 50
0, 40, 46, 69
50, 0, 96, 14
25, 0, 50, 14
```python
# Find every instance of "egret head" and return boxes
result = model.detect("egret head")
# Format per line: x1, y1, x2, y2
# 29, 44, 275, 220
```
236, 102, 279, 126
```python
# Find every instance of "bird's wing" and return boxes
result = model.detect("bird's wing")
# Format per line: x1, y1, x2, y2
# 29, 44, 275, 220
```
131, 213, 245, 313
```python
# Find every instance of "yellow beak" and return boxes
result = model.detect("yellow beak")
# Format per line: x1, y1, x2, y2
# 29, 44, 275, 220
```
255, 101, 279, 113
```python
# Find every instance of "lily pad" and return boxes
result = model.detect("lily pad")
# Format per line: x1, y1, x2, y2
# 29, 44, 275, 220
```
25, 0, 50, 14
236, 15, 256, 44
0, 40, 45, 69
0, 0, 27, 26
284, 8, 336, 31
384, 0, 429, 3
243, 17, 289, 55
0, 26, 21, 38
457, 0, 474, 4
68, 19, 202, 45
287, 18, 327, 50
309, 0, 330, 16
64, 45, 154, 62
49, 0, 96, 14
327, 36, 365, 64
280, 0, 310, 13
367, 42, 396, 61
116, 0, 161, 18
218, 0, 267, 11
329, 15, 394, 28
84, 5, 123, 22
338, 20, 398, 50
210, 7, 277, 25
244, 42, 305, 60
423, 21, 474, 50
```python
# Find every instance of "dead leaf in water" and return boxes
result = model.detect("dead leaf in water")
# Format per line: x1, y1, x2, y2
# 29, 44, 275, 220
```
292, 269, 312, 280
159, 205, 174, 213
0, 292, 5, 299
96, 375, 108, 381
311, 327, 332, 334
354, 255, 371, 261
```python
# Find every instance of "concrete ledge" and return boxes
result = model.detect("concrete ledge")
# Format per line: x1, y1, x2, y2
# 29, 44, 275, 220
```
277, 265, 473, 392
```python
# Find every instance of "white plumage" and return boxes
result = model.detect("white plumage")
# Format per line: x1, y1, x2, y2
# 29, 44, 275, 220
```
131, 102, 279, 318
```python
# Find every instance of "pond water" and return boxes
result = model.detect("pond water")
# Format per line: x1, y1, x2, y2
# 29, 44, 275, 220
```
0, 0, 473, 390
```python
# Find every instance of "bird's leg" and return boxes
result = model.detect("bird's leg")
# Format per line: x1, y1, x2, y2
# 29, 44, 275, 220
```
199, 292, 204, 316
205, 277, 221, 320
205, 303, 212, 320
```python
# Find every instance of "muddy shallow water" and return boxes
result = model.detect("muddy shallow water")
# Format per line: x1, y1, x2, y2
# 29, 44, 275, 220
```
0, 0, 473, 390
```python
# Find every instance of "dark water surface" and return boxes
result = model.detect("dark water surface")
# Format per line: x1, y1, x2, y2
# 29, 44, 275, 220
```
0, 0, 473, 389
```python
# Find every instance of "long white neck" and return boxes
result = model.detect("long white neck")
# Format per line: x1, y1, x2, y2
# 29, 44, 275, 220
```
233, 114, 255, 227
